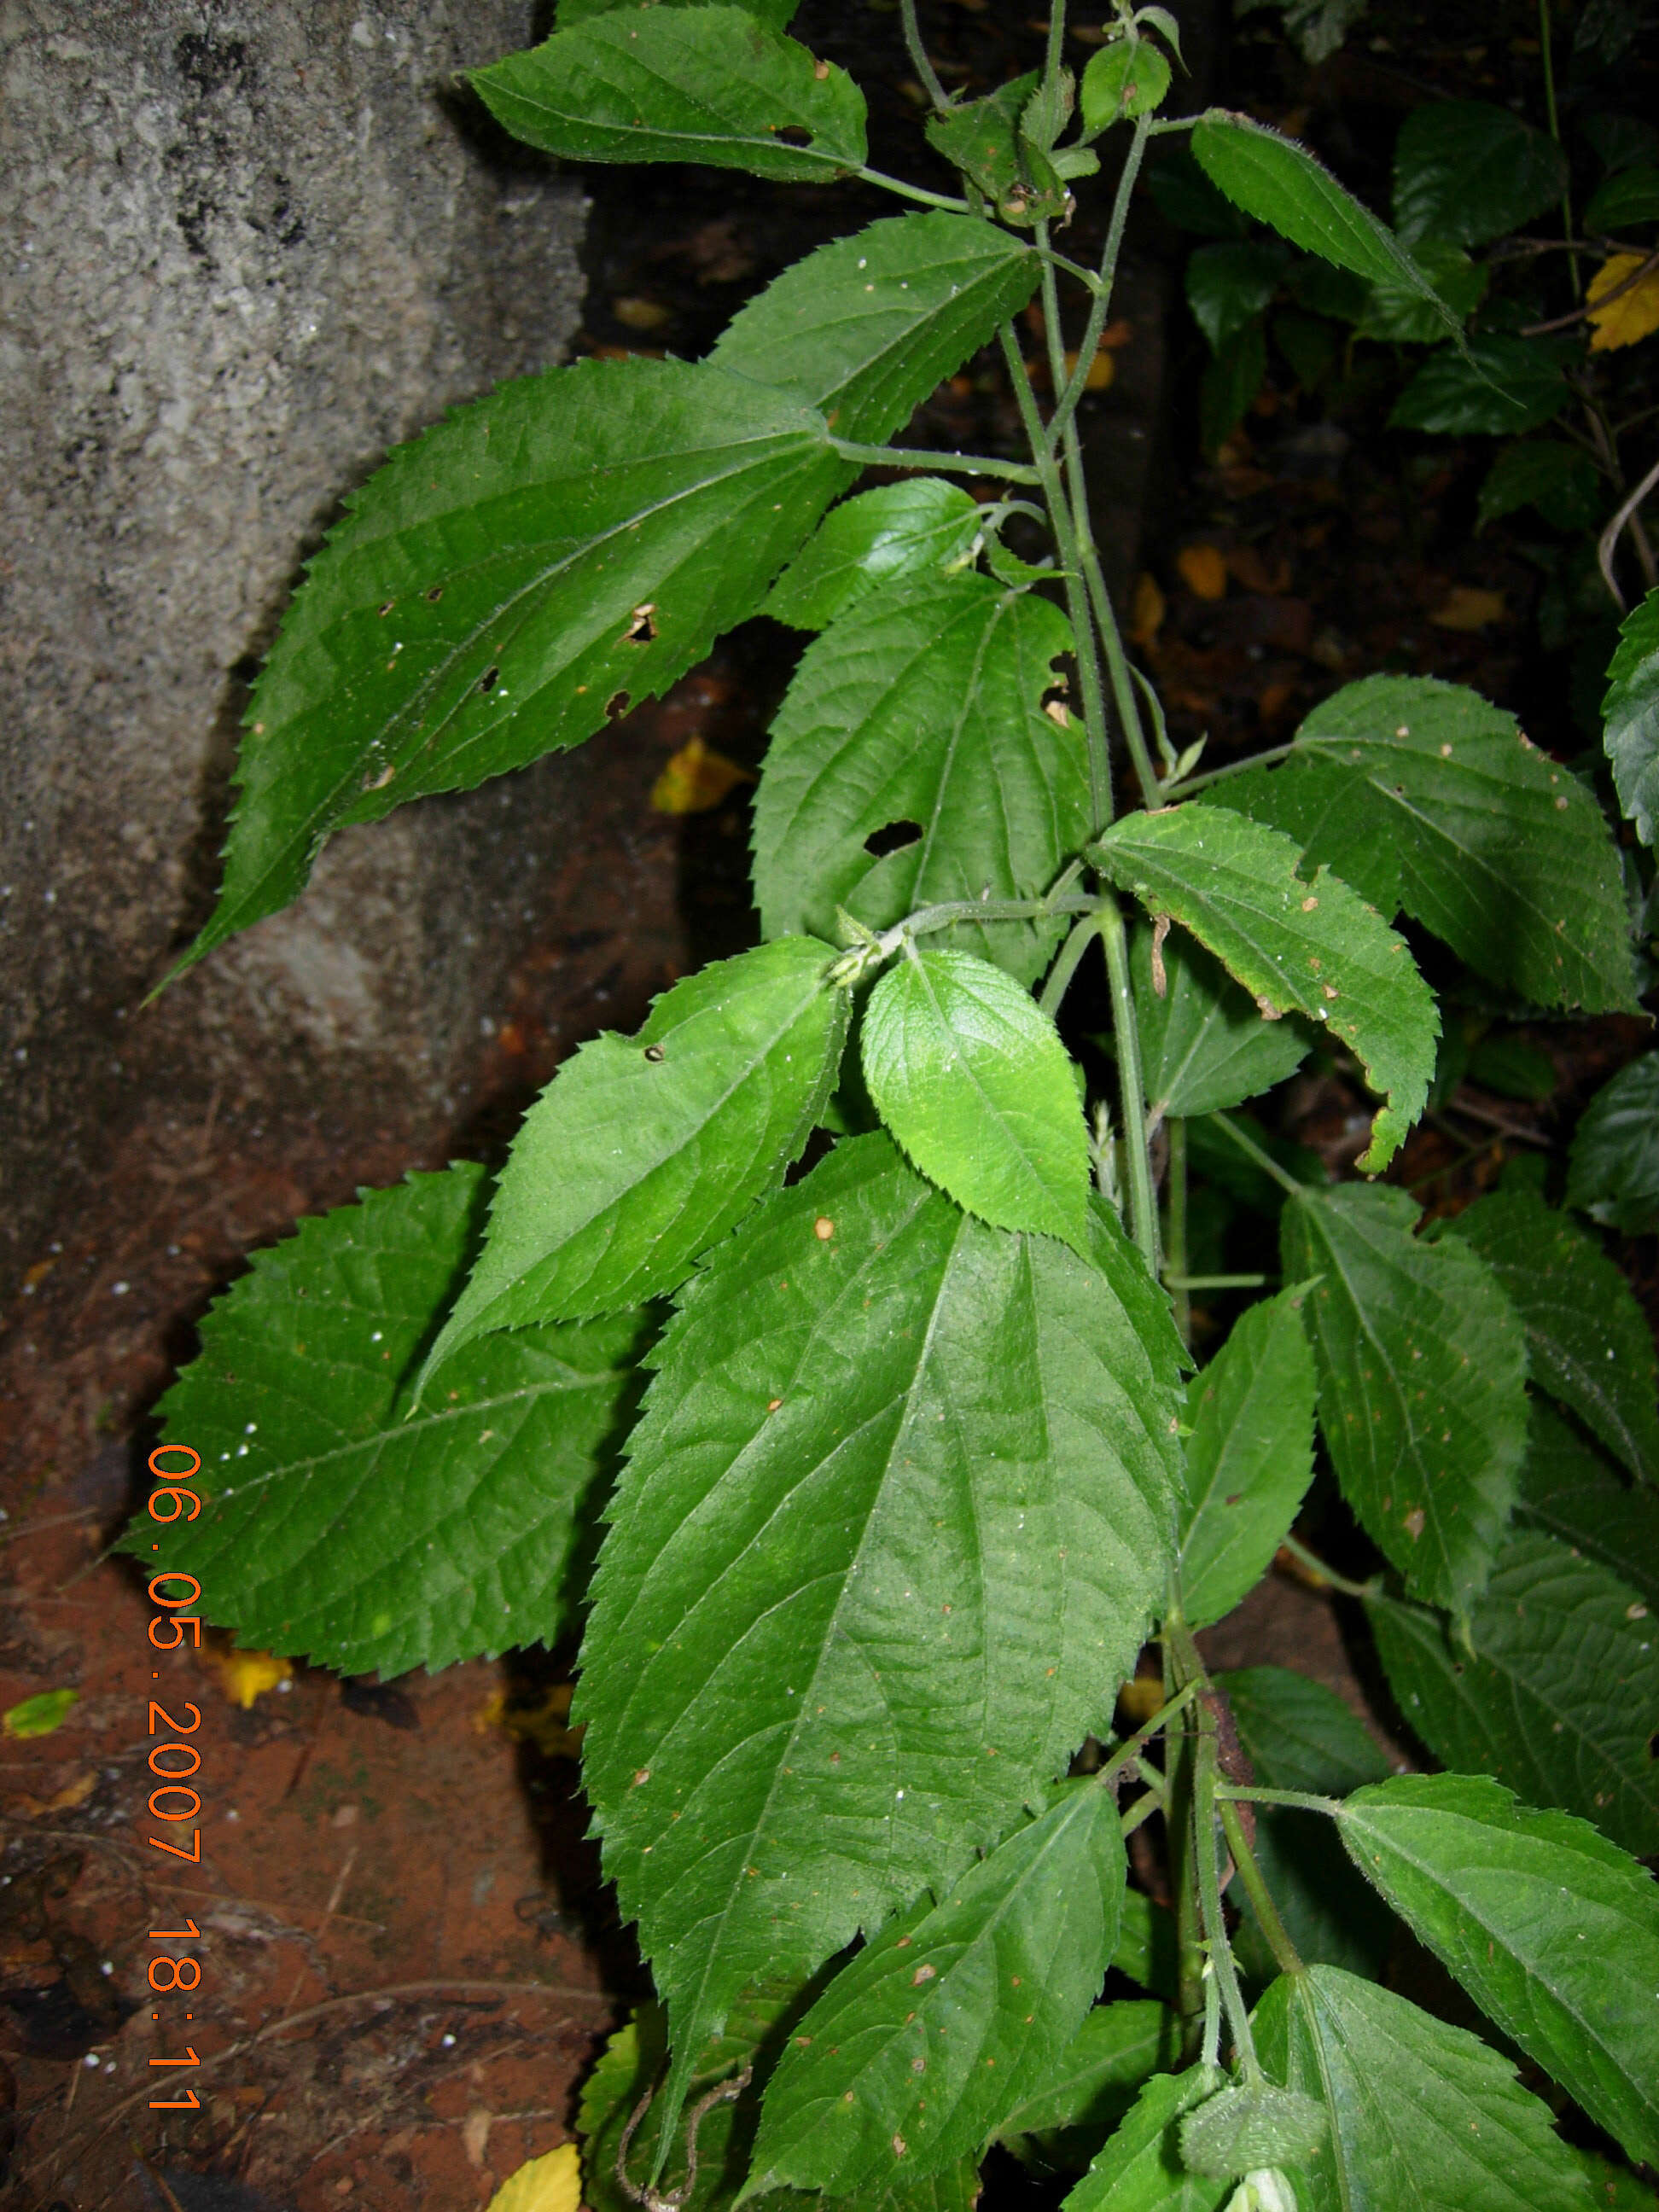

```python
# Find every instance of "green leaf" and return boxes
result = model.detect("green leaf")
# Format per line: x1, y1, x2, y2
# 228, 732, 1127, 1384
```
1282, 1184, 1528, 1611
1091, 802, 1439, 1171
130, 1168, 643, 1679
925, 74, 1070, 224
748, 1782, 1126, 2192
1356, 237, 1487, 344
1111, 1893, 1181, 2005
997, 2001, 1179, 2151
578, 1133, 1188, 2151
1369, 1528, 1659, 1857
419, 940, 846, 1380
1185, 242, 1290, 352
1272, 308, 1339, 393
1585, 165, 1659, 232
1337, 1773, 1659, 2168
1464, 1033, 1558, 1101
1219, 1667, 1394, 1983
1178, 1291, 1318, 1630
3, 1689, 79, 1742
1389, 335, 1572, 435
1190, 112, 1462, 340
1569, 2149, 1659, 2212
1199, 319, 1267, 457
182, 358, 847, 970
1079, 41, 1173, 136
712, 212, 1041, 443
1393, 101, 1570, 247
1254, 1964, 1596, 2212
862, 949, 1091, 1249
1059, 2069, 1231, 2212
1216, 673, 1636, 1013
1603, 586, 1659, 847
1478, 441, 1604, 533
560, 0, 798, 23
754, 575, 1088, 987
1516, 1400, 1659, 1614
1179, 2081, 1326, 2176
1133, 928, 1311, 1124
1568, 1053, 1659, 1233
1149, 148, 1252, 237
765, 480, 983, 631
473, 9, 866, 180
1438, 1186, 1659, 1483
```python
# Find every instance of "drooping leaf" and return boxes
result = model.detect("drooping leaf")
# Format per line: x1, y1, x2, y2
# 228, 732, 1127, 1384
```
1369, 1529, 1659, 1857
1190, 113, 1461, 341
1516, 1400, 1659, 1614
126, 1168, 643, 1679
925, 74, 1069, 224
181, 358, 847, 969
1389, 336, 1573, 436
997, 2001, 1179, 2153
748, 1782, 1126, 2192
473, 10, 866, 180
578, 1134, 1187, 2152
1112, 1893, 1181, 2005
712, 212, 1041, 442
1392, 100, 1570, 247
862, 949, 1091, 1249
1215, 674, 1636, 1013
1058, 2069, 1230, 2212
1603, 586, 1659, 847
1091, 802, 1439, 1171
1254, 1965, 1595, 2212
1356, 237, 1487, 344
1567, 1053, 1659, 1233
1478, 441, 1604, 533
1133, 928, 1311, 1124
1199, 318, 1268, 457
1219, 1667, 1394, 1983
1185, 242, 1291, 352
1338, 1773, 1659, 2169
420, 939, 847, 1379
1178, 1291, 1318, 1630
1585, 165, 1659, 232
1282, 1184, 1528, 1611
1437, 1186, 1659, 1482
755, 575, 1088, 986
766, 480, 982, 631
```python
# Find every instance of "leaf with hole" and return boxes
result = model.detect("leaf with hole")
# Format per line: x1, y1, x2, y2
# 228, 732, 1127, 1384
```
1133, 928, 1311, 1124
577, 1133, 1187, 2157
1368, 1529, 1659, 1857
1337, 1773, 1659, 2168
862, 948, 1091, 1248
1392, 100, 1570, 247
1568, 1053, 1659, 1233
1282, 1184, 1528, 1611
473, 9, 865, 181
755, 573, 1088, 986
126, 1167, 643, 1679
178, 358, 847, 971
765, 480, 983, 630
1091, 801, 1439, 1171
1604, 586, 1659, 848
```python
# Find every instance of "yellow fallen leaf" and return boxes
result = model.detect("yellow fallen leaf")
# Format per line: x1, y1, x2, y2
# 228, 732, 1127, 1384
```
1062, 345, 1116, 391
208, 1647, 292, 1709
649, 735, 754, 816
486, 2141, 582, 2212
1587, 252, 1659, 352
1177, 544, 1229, 601
1117, 1676, 1166, 1727
1130, 571, 1166, 646
483, 1682, 585, 1760
611, 295, 672, 333
1430, 585, 1507, 632
19, 1768, 99, 1818
3, 1688, 79, 1740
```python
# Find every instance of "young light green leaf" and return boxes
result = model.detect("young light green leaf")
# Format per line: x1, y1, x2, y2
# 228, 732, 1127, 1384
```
1438, 1186, 1659, 1482
473, 9, 866, 181
1479, 440, 1604, 533
180, 358, 847, 972
997, 2001, 1179, 2150
756, 574, 1088, 987
1079, 41, 1173, 135
1178, 1290, 1318, 1630
1282, 1184, 1528, 1611
1091, 802, 1438, 1171
1392, 100, 1570, 247
1254, 1964, 1595, 2212
925, 74, 1070, 224
1568, 1054, 1659, 1233
1604, 586, 1659, 847
1179, 2080, 1326, 2176
578, 1134, 1188, 2156
128, 1168, 643, 1679
1059, 2069, 1231, 2212
1337, 1773, 1659, 2168
421, 940, 845, 1382
1185, 242, 1290, 352
1219, 1667, 1394, 1982
1190, 112, 1462, 341
862, 949, 1091, 1249
1389, 336, 1571, 435
1133, 928, 1311, 1125
748, 1782, 1126, 2192
1369, 1529, 1659, 1857
1215, 674, 1636, 1013
712, 212, 1041, 442
1516, 1401, 1659, 1613
765, 480, 983, 631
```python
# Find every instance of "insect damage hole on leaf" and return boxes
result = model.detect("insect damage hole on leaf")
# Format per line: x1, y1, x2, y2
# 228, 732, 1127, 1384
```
624, 603, 659, 643
864, 820, 924, 858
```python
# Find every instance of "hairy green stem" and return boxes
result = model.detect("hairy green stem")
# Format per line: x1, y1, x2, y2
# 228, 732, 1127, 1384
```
830, 437, 1044, 484
1211, 1110, 1301, 1198
1166, 1117, 1190, 1345
1046, 115, 1154, 451
898, 0, 949, 110
1193, 1708, 1262, 2081
1218, 1800, 1304, 1976
1165, 1272, 1272, 1290
1167, 740, 1295, 795
1099, 1676, 1202, 1787
1162, 1601, 1206, 2050
1099, 895, 1160, 1273
1074, 513, 1162, 808
1039, 910, 1105, 1018
1537, 0, 1581, 299
1216, 1784, 1342, 1817
1279, 1532, 1383, 1602
856, 166, 969, 212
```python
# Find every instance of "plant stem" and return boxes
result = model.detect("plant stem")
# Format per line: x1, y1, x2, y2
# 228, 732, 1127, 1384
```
1168, 741, 1295, 795
1279, 1532, 1382, 1601
1164, 1272, 1271, 1290
1099, 1676, 1202, 1787
1218, 1800, 1303, 1976
856, 166, 969, 212
1162, 1620, 1205, 2050
1211, 1110, 1301, 1198
1046, 115, 1153, 451
1166, 1116, 1190, 1344
1075, 510, 1162, 808
1039, 910, 1105, 1018
898, 0, 950, 111
830, 438, 1045, 484
1192, 1706, 1262, 2081
1099, 894, 1160, 1274
1216, 1784, 1342, 1816
1537, 0, 1581, 300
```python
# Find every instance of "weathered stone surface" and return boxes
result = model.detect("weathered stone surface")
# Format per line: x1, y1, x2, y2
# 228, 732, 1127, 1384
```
0, 0, 590, 1291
